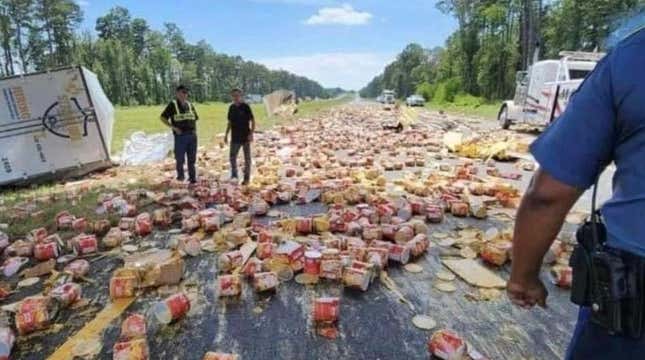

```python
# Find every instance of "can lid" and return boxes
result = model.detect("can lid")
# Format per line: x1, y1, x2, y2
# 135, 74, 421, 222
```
305, 251, 321, 258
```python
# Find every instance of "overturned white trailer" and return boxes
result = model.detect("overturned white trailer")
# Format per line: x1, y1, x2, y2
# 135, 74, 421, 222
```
0, 66, 114, 186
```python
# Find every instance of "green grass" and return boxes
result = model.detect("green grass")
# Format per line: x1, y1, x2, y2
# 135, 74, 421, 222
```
0, 96, 351, 227
112, 97, 351, 153
424, 94, 501, 120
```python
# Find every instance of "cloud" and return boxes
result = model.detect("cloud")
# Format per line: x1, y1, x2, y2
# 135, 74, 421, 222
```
76, 0, 89, 7
304, 4, 372, 26
258, 52, 394, 90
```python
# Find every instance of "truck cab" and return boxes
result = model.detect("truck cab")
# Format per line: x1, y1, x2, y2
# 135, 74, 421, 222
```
381, 90, 396, 110
499, 51, 603, 130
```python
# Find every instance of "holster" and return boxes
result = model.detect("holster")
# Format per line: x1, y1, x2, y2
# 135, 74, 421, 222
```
570, 218, 645, 338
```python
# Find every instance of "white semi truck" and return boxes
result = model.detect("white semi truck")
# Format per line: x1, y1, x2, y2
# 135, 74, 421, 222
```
498, 51, 605, 129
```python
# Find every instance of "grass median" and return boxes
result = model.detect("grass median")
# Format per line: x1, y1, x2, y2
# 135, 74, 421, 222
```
112, 96, 352, 153
0, 96, 351, 235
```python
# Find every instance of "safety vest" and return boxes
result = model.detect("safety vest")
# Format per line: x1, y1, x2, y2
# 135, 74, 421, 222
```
172, 100, 196, 122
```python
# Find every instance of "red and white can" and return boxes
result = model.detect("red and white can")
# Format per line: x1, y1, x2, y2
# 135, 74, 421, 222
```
381, 224, 399, 241
218, 251, 244, 273
312, 297, 340, 324
450, 202, 469, 217
218, 275, 241, 297
162, 292, 191, 322
113, 338, 149, 360
347, 246, 367, 262
73, 234, 98, 256
428, 329, 466, 360
50, 283, 82, 308
56, 211, 74, 230
34, 241, 59, 261
72, 218, 88, 233
15, 296, 55, 335
394, 226, 415, 245
257, 229, 274, 243
426, 205, 444, 224
181, 216, 201, 233
407, 234, 429, 258
152, 208, 171, 228
135, 213, 152, 236
295, 217, 313, 234
103, 227, 125, 248
342, 267, 371, 291
321, 248, 340, 261
320, 259, 343, 280
256, 242, 274, 260
30, 227, 48, 243
304, 251, 322, 275
362, 224, 382, 241
202, 216, 222, 232
551, 265, 573, 288
322, 237, 341, 250
276, 241, 305, 271
389, 243, 411, 264
241, 257, 263, 277
120, 313, 147, 340
110, 269, 138, 299
252, 272, 279, 292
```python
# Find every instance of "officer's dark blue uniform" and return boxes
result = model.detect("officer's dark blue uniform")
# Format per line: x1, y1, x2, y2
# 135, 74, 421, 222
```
531, 29, 645, 359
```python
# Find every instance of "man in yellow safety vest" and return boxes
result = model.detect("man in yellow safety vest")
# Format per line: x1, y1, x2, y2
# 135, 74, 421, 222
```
160, 85, 199, 184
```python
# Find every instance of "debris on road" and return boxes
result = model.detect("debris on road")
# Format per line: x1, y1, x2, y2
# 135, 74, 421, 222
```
0, 104, 548, 359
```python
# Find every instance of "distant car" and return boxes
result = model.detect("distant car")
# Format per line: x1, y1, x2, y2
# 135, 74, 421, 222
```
406, 95, 425, 107
376, 95, 384, 103
245, 94, 263, 104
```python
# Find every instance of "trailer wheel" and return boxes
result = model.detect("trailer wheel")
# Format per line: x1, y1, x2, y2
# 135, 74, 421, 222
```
498, 105, 511, 130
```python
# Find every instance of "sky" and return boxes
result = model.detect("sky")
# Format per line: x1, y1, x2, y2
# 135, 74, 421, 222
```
77, 0, 457, 90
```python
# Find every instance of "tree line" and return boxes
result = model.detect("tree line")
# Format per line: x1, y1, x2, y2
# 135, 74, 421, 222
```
360, 0, 642, 103
0, 2, 337, 105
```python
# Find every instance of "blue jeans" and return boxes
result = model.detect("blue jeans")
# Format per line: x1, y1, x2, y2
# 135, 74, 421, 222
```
230, 142, 251, 182
174, 132, 197, 182
566, 307, 645, 359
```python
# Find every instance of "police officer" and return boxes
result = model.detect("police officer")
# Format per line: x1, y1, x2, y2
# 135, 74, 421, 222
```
160, 85, 199, 184
508, 30, 645, 358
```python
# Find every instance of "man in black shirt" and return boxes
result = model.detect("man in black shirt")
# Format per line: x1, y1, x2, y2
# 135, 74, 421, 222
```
225, 88, 255, 185
160, 85, 199, 183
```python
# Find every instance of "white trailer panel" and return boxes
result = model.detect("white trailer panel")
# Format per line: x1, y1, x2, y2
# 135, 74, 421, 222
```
0, 66, 114, 186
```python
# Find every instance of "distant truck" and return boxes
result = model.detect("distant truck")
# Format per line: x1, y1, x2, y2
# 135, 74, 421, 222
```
498, 51, 604, 129
380, 90, 396, 110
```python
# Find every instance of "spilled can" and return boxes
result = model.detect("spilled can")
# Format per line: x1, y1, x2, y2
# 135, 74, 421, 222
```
303, 251, 322, 276
33, 241, 59, 261
312, 297, 340, 324
252, 272, 279, 292
151, 292, 191, 324
50, 282, 82, 308
72, 234, 98, 256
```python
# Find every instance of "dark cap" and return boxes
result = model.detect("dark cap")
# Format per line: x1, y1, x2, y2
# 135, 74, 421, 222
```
176, 85, 189, 93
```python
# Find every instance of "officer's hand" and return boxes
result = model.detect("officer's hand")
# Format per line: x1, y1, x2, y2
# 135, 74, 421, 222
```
172, 127, 182, 135
507, 277, 548, 309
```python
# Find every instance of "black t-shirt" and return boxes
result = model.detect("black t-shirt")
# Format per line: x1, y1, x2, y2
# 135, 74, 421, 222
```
161, 100, 199, 132
228, 102, 254, 143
